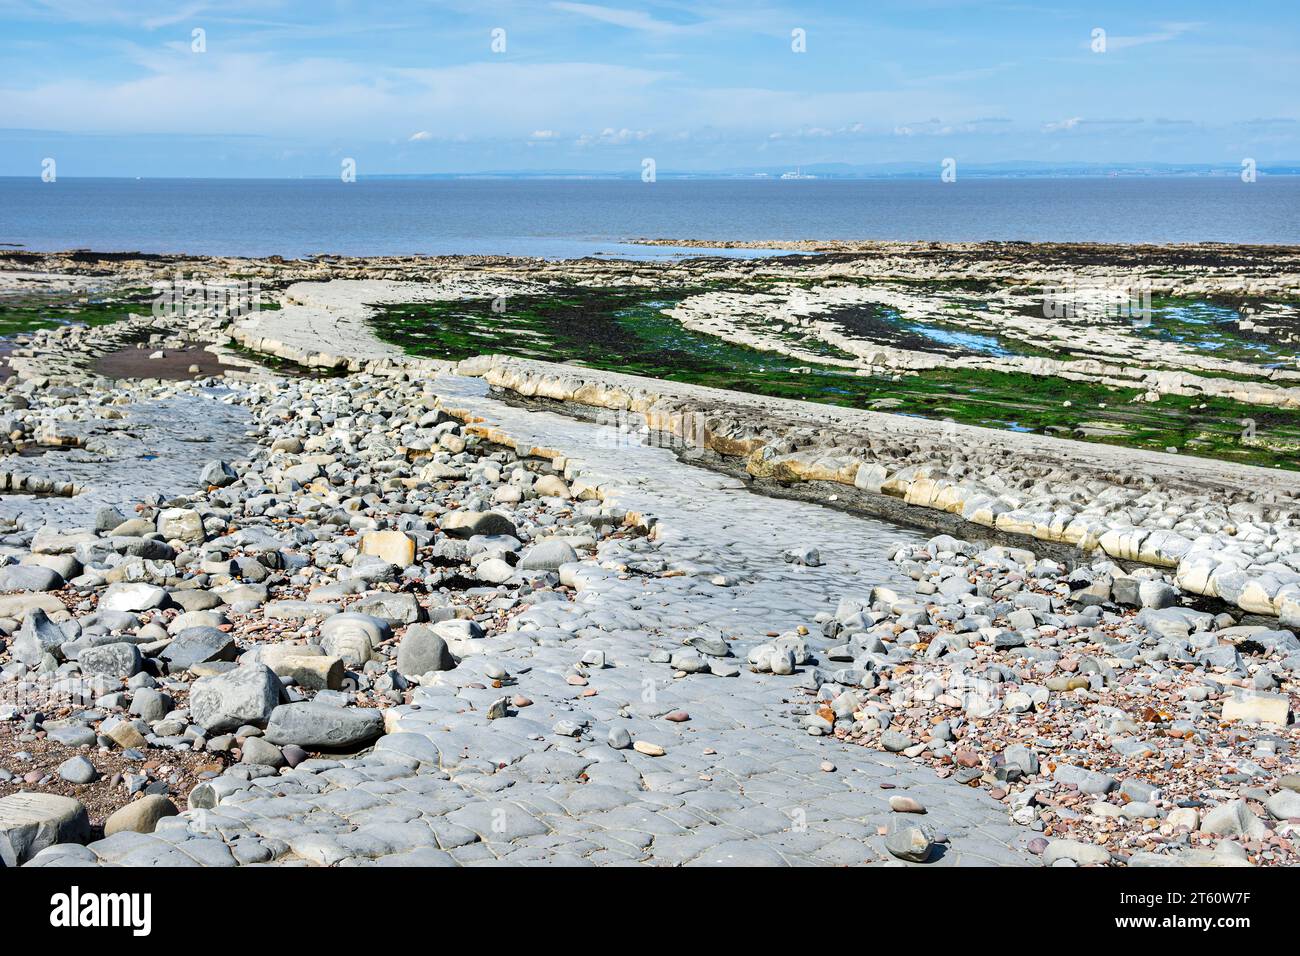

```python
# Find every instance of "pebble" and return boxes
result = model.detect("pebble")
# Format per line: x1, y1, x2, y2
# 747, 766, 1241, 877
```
889, 795, 927, 814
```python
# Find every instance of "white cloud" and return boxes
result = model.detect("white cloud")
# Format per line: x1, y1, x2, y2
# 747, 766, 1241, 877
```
1097, 22, 1201, 51
575, 127, 652, 147
550, 2, 683, 35
0, 43, 991, 151
1043, 117, 1083, 132
0, 54, 674, 140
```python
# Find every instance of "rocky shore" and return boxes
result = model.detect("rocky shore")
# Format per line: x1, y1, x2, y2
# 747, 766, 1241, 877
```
1, 360, 1035, 867
1, 246, 1298, 868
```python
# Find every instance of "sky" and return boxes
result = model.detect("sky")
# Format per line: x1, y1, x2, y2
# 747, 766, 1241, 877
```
0, 0, 1297, 177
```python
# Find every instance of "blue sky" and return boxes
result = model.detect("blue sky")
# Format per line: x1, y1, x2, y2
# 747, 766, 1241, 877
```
1, 0, 1297, 177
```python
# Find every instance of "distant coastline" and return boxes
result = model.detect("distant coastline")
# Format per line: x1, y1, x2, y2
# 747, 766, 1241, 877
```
2, 176, 1297, 256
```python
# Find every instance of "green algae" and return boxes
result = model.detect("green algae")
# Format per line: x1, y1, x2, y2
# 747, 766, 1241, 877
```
369, 286, 1300, 471
0, 287, 156, 338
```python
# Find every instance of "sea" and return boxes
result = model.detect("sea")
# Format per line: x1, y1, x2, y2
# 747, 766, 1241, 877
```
1, 176, 1297, 259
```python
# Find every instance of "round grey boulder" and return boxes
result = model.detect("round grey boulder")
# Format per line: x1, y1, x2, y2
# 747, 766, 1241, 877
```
396, 624, 456, 678
58, 755, 98, 785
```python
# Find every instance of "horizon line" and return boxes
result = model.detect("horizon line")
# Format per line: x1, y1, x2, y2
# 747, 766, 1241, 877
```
3, 170, 1300, 184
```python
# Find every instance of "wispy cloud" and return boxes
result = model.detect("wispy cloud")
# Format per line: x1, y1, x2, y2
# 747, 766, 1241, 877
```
140, 3, 207, 30
575, 127, 652, 147
550, 2, 684, 34
1096, 21, 1202, 51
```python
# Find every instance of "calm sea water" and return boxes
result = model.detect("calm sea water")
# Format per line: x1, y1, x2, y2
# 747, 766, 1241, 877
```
1, 176, 1296, 259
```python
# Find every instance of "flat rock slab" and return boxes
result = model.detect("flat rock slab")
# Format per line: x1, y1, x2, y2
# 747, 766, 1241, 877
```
0, 391, 251, 530
264, 702, 385, 749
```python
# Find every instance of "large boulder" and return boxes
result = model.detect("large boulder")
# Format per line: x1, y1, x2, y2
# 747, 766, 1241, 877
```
264, 702, 384, 749
12, 608, 68, 665
0, 565, 63, 592
156, 507, 205, 545
520, 540, 578, 572
396, 624, 457, 677
104, 795, 179, 836
200, 460, 238, 487
319, 613, 388, 667
269, 654, 344, 691
351, 591, 422, 626
0, 792, 90, 866
76, 642, 143, 679
189, 664, 282, 732
167, 609, 227, 635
